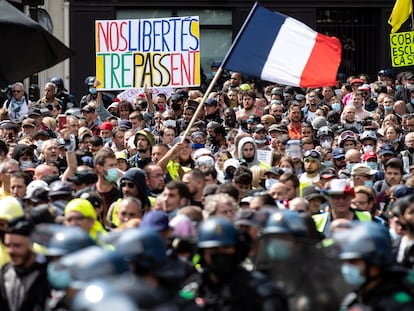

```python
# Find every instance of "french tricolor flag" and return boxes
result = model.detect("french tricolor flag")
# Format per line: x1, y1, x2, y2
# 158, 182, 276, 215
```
222, 3, 342, 88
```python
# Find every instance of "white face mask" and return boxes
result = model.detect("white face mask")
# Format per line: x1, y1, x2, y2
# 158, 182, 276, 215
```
321, 140, 331, 149
363, 145, 374, 153
265, 178, 278, 190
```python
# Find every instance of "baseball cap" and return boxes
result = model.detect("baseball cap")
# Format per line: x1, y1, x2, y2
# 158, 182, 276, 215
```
268, 124, 288, 133
380, 144, 395, 156
140, 211, 170, 232
135, 129, 155, 146
48, 180, 73, 197
234, 209, 260, 228
24, 180, 49, 200
67, 171, 98, 185
332, 147, 346, 159
302, 186, 326, 202
320, 167, 338, 179
264, 167, 284, 177
362, 151, 377, 161
246, 115, 261, 124
118, 120, 132, 129
224, 158, 240, 171
253, 125, 266, 133
99, 121, 113, 131
205, 98, 218, 106
351, 164, 377, 177
81, 105, 96, 113
350, 78, 364, 86
171, 94, 183, 102
22, 118, 38, 128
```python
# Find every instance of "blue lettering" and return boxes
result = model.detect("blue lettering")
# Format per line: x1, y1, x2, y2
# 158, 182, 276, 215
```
128, 21, 137, 51
142, 20, 152, 51
161, 20, 171, 51
153, 20, 161, 51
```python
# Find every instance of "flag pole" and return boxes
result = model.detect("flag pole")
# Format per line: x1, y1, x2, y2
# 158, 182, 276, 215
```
180, 1, 260, 142
180, 67, 224, 141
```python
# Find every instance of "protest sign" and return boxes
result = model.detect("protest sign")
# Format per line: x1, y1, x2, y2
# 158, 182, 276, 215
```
390, 31, 414, 67
117, 87, 173, 103
95, 16, 200, 90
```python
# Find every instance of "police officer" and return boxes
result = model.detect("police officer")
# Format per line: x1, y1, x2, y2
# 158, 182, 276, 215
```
336, 221, 414, 310
195, 217, 288, 311
116, 228, 198, 310
255, 210, 346, 311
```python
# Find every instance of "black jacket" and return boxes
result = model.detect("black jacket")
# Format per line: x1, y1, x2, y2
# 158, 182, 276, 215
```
0, 261, 50, 311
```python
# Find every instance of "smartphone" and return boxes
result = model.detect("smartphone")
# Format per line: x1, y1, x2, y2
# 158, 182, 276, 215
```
58, 114, 67, 131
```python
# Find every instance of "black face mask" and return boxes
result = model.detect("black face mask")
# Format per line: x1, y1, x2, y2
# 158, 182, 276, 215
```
408, 147, 414, 154
208, 253, 237, 279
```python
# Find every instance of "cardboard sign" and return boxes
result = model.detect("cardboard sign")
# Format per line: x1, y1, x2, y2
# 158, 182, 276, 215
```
390, 31, 414, 67
95, 17, 201, 90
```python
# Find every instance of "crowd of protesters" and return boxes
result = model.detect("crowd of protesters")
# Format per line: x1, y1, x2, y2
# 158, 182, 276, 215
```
0, 68, 414, 310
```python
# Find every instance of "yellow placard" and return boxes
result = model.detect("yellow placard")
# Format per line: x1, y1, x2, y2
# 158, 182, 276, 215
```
390, 31, 414, 67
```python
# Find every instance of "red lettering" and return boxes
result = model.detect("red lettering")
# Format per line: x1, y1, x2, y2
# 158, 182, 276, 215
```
97, 22, 110, 52
119, 21, 128, 52
170, 53, 181, 86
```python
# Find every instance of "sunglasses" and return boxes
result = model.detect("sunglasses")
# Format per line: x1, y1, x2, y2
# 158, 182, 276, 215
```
12, 90, 22, 93
120, 181, 135, 188
304, 150, 321, 159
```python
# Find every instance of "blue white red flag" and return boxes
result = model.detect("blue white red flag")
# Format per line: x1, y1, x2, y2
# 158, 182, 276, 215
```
222, 3, 342, 87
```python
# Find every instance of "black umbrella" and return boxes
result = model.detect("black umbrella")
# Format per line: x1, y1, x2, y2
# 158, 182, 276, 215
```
0, 0, 75, 87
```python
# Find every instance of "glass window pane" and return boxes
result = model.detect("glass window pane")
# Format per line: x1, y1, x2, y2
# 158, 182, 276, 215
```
200, 29, 232, 78
117, 9, 172, 19
178, 9, 232, 25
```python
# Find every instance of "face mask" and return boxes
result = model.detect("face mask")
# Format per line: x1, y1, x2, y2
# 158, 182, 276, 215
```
102, 137, 112, 144
347, 163, 355, 172
255, 139, 266, 145
363, 145, 374, 153
211, 71, 217, 77
332, 102, 341, 112
408, 147, 414, 154
192, 143, 205, 150
407, 84, 414, 90
411, 99, 414, 105
47, 263, 72, 290
324, 160, 332, 168
395, 85, 402, 91
265, 178, 278, 190
341, 263, 366, 288
20, 161, 33, 170
171, 102, 181, 111
104, 168, 118, 183
384, 106, 393, 112
266, 239, 293, 260
35, 141, 43, 152
321, 140, 331, 149
366, 162, 377, 170
89, 87, 97, 95
282, 168, 293, 174
364, 180, 373, 187
208, 253, 237, 279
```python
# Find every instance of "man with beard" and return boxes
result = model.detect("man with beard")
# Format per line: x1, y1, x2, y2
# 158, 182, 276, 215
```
237, 136, 260, 168
287, 103, 302, 140
207, 125, 227, 154
182, 169, 205, 208
236, 90, 262, 123
299, 149, 321, 193
143, 164, 166, 196
133, 129, 154, 169
0, 217, 49, 311
269, 101, 284, 125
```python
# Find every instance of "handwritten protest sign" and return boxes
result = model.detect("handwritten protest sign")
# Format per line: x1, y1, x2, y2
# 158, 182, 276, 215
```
96, 16, 200, 90
117, 87, 173, 103
390, 31, 414, 67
